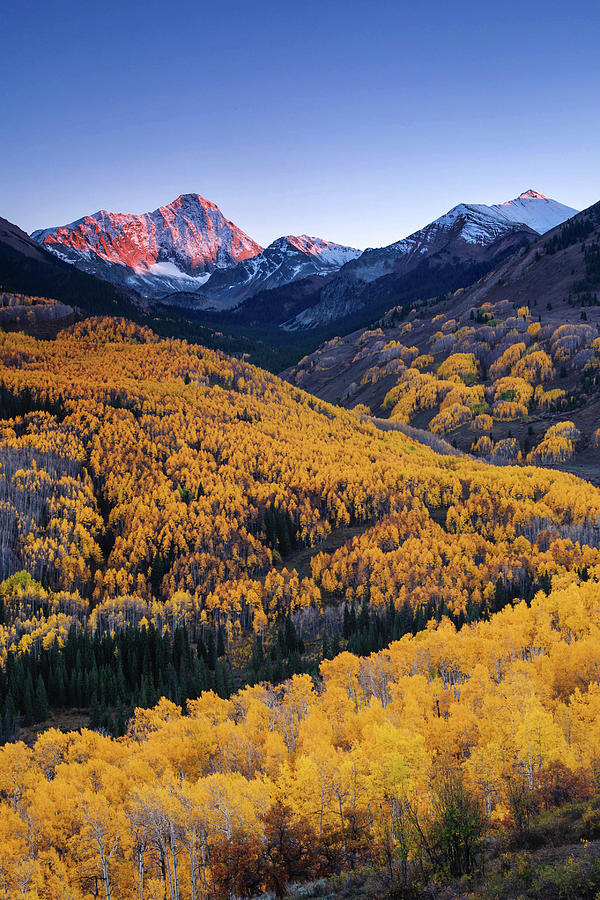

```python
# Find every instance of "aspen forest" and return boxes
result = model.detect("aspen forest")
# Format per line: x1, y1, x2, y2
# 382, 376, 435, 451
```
1, 315, 600, 898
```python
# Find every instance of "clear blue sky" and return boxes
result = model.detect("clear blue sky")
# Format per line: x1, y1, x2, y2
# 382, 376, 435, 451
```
2, 0, 599, 249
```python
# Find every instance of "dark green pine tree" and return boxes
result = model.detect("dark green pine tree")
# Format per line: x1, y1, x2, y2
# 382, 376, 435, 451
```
33, 675, 49, 722
224, 665, 235, 698
100, 707, 115, 735
251, 635, 264, 675
138, 674, 149, 710
214, 660, 227, 699
330, 634, 341, 658
89, 693, 102, 728
494, 578, 506, 613
284, 616, 298, 655
217, 625, 226, 658
3, 693, 16, 740
22, 672, 34, 725
206, 631, 217, 671
115, 701, 127, 737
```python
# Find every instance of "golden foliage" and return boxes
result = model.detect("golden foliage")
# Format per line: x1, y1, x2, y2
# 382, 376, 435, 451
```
471, 435, 493, 455
0, 576, 600, 895
437, 353, 479, 383
0, 318, 599, 895
489, 343, 526, 381
0, 320, 598, 644
527, 422, 581, 465
512, 349, 555, 384
429, 403, 472, 435
410, 353, 434, 371
534, 386, 566, 411
472, 414, 493, 433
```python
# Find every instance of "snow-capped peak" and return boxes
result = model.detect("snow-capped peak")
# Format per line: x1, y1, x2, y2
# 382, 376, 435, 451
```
400, 191, 577, 249
282, 235, 361, 267
511, 189, 550, 202
412, 193, 576, 245
31, 194, 263, 298
490, 191, 577, 234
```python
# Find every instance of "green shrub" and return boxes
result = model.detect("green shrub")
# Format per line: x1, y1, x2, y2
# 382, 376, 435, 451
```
534, 854, 600, 899
580, 804, 600, 840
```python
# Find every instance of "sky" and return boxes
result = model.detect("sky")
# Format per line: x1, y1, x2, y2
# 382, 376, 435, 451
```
2, 0, 600, 250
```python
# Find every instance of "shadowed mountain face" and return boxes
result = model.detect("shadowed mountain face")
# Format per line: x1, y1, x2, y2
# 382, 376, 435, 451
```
280, 191, 577, 330
192, 235, 361, 309
0, 216, 140, 317
183, 190, 575, 336
219, 220, 537, 334
31, 193, 263, 298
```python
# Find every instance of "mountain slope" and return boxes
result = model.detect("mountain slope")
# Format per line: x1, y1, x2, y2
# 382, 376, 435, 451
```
283, 224, 535, 330
208, 219, 539, 336
449, 198, 600, 311
0, 216, 140, 317
31, 193, 263, 298
282, 191, 576, 330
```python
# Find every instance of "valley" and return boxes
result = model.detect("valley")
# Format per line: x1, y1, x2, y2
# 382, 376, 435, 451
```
4, 0, 600, 895
0, 189, 598, 899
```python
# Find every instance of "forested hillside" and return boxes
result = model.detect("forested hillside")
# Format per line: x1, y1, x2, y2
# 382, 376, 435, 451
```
1, 315, 598, 623
1, 316, 600, 896
3, 575, 600, 897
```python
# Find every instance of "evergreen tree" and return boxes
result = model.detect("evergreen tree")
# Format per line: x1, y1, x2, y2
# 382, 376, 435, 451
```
34, 675, 49, 722
206, 631, 217, 670
22, 672, 34, 725
214, 660, 227, 699
217, 625, 226, 658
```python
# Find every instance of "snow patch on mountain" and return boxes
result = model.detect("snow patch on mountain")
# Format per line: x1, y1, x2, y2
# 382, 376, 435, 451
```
200, 235, 361, 309
144, 261, 207, 281
127, 260, 212, 295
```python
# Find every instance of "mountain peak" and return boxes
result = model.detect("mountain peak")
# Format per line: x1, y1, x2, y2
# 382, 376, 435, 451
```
516, 189, 550, 201
170, 192, 219, 211
490, 192, 577, 234
31, 194, 263, 298
284, 235, 342, 255
199, 233, 362, 309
